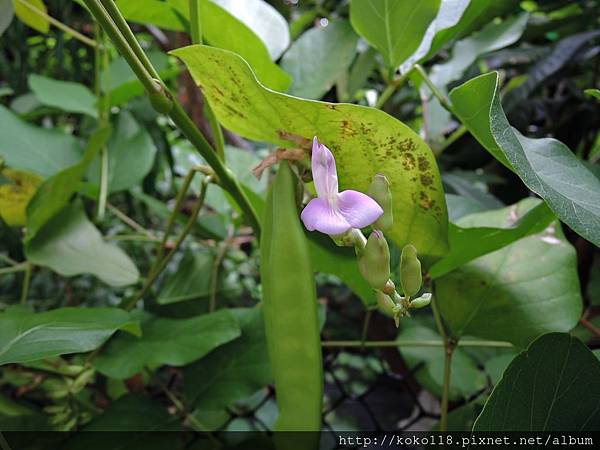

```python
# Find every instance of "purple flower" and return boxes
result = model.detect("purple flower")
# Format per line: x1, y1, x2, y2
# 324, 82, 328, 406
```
301, 137, 383, 235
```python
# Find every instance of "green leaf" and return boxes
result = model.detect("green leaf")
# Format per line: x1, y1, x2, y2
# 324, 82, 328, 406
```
117, 0, 291, 92
430, 13, 528, 88
474, 333, 600, 431
435, 198, 583, 348
281, 20, 358, 100
25, 202, 140, 286
426, 0, 521, 59
157, 250, 214, 305
13, 0, 49, 33
0, 0, 14, 37
397, 319, 487, 401
399, 0, 470, 71
171, 45, 449, 259
184, 307, 271, 427
585, 88, 600, 100
26, 126, 111, 239
0, 307, 139, 364
308, 233, 374, 306
0, 105, 82, 178
93, 309, 241, 379
430, 201, 555, 278
349, 0, 441, 68
28, 74, 98, 117
450, 72, 600, 246
213, 0, 290, 60
87, 112, 157, 193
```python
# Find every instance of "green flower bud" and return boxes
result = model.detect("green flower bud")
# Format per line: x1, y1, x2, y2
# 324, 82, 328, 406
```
375, 290, 396, 316
358, 230, 390, 290
368, 173, 393, 231
410, 293, 432, 309
400, 244, 422, 298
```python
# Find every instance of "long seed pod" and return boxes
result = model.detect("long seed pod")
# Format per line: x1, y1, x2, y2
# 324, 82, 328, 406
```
260, 161, 323, 433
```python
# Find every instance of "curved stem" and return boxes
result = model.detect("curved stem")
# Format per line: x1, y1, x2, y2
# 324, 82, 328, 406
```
20, 262, 32, 304
414, 64, 453, 112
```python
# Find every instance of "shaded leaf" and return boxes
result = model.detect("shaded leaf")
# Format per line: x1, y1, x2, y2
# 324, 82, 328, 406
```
0, 105, 82, 178
157, 250, 214, 305
0, 0, 14, 37
430, 201, 555, 278
28, 74, 98, 117
87, 113, 157, 193
25, 202, 140, 286
281, 20, 358, 100
0, 306, 139, 365
93, 309, 241, 379
26, 126, 111, 238
474, 333, 600, 431
450, 71, 600, 246
397, 319, 486, 401
184, 307, 271, 428
585, 88, 600, 100
13, 0, 48, 33
435, 199, 582, 348
349, 0, 441, 68
171, 45, 449, 259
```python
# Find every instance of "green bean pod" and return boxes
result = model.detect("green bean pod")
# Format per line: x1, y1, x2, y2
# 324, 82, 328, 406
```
260, 161, 323, 432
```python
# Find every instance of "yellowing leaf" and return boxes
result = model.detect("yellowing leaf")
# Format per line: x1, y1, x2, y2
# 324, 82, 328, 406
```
13, 0, 49, 34
0, 168, 42, 226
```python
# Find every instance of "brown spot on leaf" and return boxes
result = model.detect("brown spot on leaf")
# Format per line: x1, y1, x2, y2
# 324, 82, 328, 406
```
419, 191, 435, 210
420, 174, 433, 186
401, 152, 416, 171
277, 131, 312, 149
417, 156, 430, 172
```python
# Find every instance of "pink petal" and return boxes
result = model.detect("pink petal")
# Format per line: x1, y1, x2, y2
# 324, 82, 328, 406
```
311, 137, 339, 199
337, 190, 384, 229
300, 197, 352, 235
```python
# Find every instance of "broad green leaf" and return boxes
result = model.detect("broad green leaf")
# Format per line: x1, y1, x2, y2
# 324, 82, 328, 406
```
63, 395, 179, 448
157, 250, 214, 305
399, 0, 470, 72
118, 0, 291, 92
28, 74, 98, 117
445, 193, 488, 222
397, 319, 487, 401
25, 202, 140, 286
0, 105, 82, 178
429, 13, 528, 88
184, 307, 271, 428
435, 199, 583, 348
450, 72, 600, 246
349, 0, 441, 68
425, 0, 521, 59
0, 307, 139, 364
171, 45, 449, 259
93, 309, 241, 379
13, 0, 48, 33
585, 88, 600, 100
26, 126, 111, 238
430, 201, 555, 278
213, 0, 290, 60
308, 233, 374, 306
474, 333, 600, 431
0, 0, 14, 36
87, 113, 156, 193
346, 47, 378, 101
281, 20, 358, 100
0, 169, 41, 227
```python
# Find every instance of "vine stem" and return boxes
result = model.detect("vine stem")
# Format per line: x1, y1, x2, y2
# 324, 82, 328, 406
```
321, 339, 512, 348
16, 0, 99, 48
414, 64, 453, 112
20, 262, 32, 304
82, 1, 260, 235
122, 176, 212, 310
0, 264, 27, 275
434, 125, 468, 156
375, 68, 412, 109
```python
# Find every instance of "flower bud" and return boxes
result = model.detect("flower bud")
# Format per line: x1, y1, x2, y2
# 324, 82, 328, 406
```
400, 244, 422, 298
368, 173, 393, 231
375, 290, 396, 316
410, 293, 431, 309
358, 230, 390, 290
